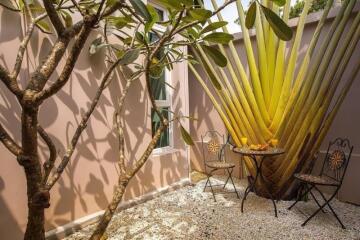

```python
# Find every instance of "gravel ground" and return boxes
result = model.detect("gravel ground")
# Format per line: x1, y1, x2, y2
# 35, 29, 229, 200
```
65, 176, 360, 240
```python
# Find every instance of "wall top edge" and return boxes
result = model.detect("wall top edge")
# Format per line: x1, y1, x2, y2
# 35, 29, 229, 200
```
232, 1, 360, 41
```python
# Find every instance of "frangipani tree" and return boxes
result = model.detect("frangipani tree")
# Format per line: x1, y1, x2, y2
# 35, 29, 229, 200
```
0, 0, 287, 239
190, 0, 360, 199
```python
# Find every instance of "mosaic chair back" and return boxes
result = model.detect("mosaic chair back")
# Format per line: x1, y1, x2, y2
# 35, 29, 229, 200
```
200, 130, 239, 201
321, 137, 354, 185
201, 130, 226, 165
288, 137, 354, 229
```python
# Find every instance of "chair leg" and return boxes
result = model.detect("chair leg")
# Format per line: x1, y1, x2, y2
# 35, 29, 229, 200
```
206, 175, 216, 202
223, 174, 230, 189
203, 177, 209, 192
314, 187, 346, 229
288, 184, 313, 210
326, 202, 346, 229
227, 168, 240, 199
302, 201, 328, 227
309, 189, 326, 213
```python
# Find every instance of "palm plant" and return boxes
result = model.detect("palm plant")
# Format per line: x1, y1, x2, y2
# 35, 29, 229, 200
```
189, 0, 360, 199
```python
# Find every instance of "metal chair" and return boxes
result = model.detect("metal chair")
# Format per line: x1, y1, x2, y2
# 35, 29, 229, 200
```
288, 137, 354, 229
201, 130, 240, 201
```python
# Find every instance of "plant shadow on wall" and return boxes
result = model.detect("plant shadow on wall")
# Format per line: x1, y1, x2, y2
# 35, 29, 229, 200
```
0, 20, 117, 232
39, 40, 116, 229
0, 177, 24, 240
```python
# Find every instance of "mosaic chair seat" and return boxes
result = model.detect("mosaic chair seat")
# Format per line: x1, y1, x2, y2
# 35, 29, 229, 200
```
206, 161, 236, 169
294, 174, 340, 186
288, 137, 353, 229
201, 131, 239, 201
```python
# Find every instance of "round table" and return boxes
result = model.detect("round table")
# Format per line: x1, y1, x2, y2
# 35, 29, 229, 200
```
232, 147, 285, 217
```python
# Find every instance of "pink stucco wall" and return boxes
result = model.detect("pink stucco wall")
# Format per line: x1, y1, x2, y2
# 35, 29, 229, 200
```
0, 7, 190, 240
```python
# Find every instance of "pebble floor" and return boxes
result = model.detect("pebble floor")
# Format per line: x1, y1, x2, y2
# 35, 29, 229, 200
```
65, 176, 360, 240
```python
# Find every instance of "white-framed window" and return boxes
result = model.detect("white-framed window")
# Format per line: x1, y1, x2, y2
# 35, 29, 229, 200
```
148, 16, 173, 152
149, 1, 168, 22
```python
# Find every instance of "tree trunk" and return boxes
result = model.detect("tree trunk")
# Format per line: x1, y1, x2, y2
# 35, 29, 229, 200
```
21, 105, 48, 240
90, 178, 129, 240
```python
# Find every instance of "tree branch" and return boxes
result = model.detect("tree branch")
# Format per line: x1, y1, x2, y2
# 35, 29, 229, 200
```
114, 70, 135, 173
37, 125, 57, 185
101, 0, 125, 18
0, 122, 22, 156
173, 0, 236, 36
44, 57, 122, 190
0, 64, 22, 96
34, 19, 95, 101
43, 0, 66, 35
129, 124, 166, 176
11, 22, 36, 81
27, 20, 85, 93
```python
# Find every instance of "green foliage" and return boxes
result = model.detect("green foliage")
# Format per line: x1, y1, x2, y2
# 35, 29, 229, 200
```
290, 0, 330, 19
118, 49, 140, 65
242, 2, 293, 41
245, 2, 256, 29
200, 21, 228, 35
129, 0, 151, 21
203, 32, 234, 44
261, 5, 293, 40
180, 124, 194, 145
188, 8, 212, 21
145, 4, 159, 33
270, 0, 287, 7
202, 45, 228, 68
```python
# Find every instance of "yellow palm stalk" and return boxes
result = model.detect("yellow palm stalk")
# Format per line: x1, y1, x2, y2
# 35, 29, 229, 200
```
190, 0, 360, 198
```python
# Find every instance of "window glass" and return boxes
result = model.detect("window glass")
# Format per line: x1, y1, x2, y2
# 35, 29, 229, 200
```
154, 7, 164, 21
149, 32, 167, 101
151, 108, 170, 148
148, 22, 171, 150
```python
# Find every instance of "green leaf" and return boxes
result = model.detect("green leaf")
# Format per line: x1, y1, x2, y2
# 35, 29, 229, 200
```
245, 2, 256, 29
202, 45, 227, 68
187, 27, 200, 39
200, 21, 228, 35
261, 5, 293, 41
149, 57, 164, 78
36, 20, 52, 34
89, 37, 102, 55
106, 16, 132, 29
129, 0, 151, 21
189, 8, 212, 21
156, 0, 182, 10
22, 0, 52, 33
115, 48, 125, 59
145, 4, 159, 33
270, 0, 286, 7
135, 31, 145, 44
179, 0, 193, 6
119, 49, 140, 65
105, 0, 117, 8
0, 0, 19, 11
203, 32, 234, 44
60, 10, 72, 28
180, 124, 194, 146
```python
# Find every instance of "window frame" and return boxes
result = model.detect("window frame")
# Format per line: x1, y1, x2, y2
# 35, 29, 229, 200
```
150, 14, 174, 154
148, 1, 168, 23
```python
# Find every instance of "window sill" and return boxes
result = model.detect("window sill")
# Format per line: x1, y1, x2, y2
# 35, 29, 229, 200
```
151, 147, 180, 157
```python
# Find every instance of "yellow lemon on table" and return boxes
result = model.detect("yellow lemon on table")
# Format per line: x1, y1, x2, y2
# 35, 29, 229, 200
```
269, 139, 279, 147
240, 137, 248, 146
